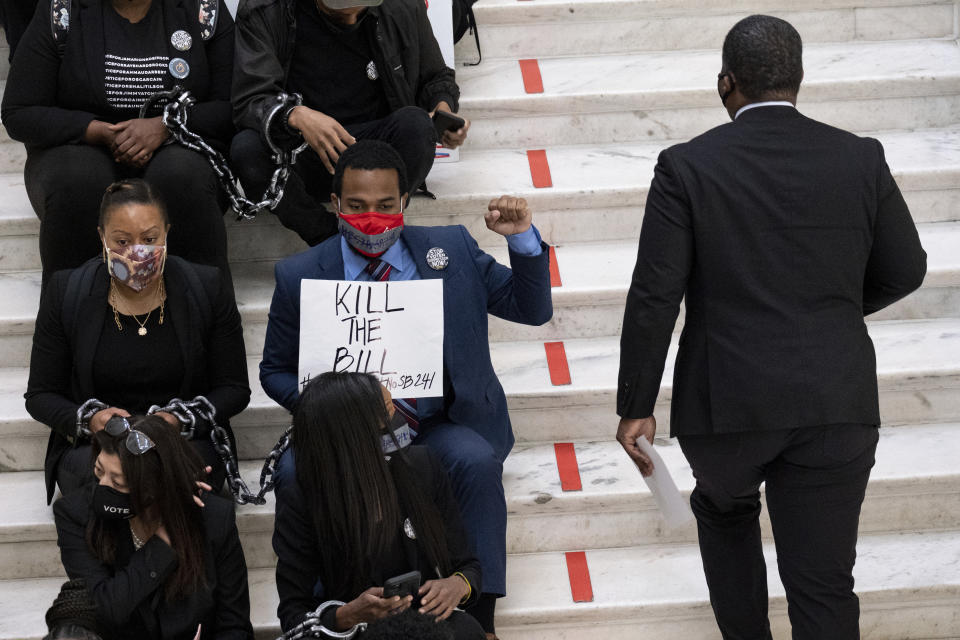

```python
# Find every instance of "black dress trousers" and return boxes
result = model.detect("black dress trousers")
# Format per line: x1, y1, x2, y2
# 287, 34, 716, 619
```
678, 423, 879, 640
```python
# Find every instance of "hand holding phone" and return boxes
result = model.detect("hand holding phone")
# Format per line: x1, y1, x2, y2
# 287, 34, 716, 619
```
382, 570, 422, 599
337, 586, 412, 629
432, 109, 470, 149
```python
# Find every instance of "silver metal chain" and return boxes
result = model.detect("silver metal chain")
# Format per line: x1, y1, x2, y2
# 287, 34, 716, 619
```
147, 397, 291, 506
146, 397, 200, 439
76, 397, 291, 505
279, 601, 365, 640
140, 87, 308, 221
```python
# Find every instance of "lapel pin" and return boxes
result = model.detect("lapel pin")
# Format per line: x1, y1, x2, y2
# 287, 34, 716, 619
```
366, 60, 379, 81
169, 57, 190, 80
403, 518, 417, 539
426, 247, 449, 271
171, 30, 193, 51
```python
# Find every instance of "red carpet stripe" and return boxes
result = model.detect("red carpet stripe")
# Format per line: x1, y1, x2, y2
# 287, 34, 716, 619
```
544, 341, 572, 386
548, 245, 562, 287
565, 551, 595, 602
527, 149, 553, 188
554, 442, 582, 491
519, 59, 544, 93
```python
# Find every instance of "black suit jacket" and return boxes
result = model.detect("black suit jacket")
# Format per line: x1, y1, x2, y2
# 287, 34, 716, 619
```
26, 257, 250, 502
618, 106, 927, 436
54, 484, 254, 640
273, 445, 482, 631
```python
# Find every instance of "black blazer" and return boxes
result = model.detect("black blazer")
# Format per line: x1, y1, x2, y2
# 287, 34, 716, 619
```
54, 484, 254, 640
618, 106, 927, 436
273, 445, 482, 632
1, 0, 235, 149
26, 257, 250, 502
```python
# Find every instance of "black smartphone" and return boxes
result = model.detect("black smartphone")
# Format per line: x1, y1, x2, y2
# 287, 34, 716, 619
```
382, 570, 421, 599
432, 110, 465, 139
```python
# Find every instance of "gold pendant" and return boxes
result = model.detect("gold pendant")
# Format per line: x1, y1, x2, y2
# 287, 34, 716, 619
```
138, 327, 148, 336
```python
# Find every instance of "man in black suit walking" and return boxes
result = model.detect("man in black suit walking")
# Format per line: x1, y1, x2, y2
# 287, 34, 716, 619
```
615, 15, 927, 639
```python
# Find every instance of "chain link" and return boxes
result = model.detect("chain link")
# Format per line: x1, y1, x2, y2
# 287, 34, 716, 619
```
147, 397, 198, 439
141, 87, 308, 221
76, 398, 109, 439
148, 396, 289, 506
278, 601, 365, 640
259, 425, 293, 502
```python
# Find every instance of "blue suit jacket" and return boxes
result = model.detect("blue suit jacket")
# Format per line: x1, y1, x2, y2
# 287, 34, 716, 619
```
260, 224, 553, 460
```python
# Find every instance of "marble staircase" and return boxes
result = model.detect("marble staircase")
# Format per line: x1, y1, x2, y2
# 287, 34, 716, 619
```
2, 0, 960, 638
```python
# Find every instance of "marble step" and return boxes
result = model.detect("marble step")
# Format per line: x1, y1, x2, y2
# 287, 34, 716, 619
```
1, 220, 956, 366
4, 37, 960, 169
492, 530, 960, 640
2, 528, 959, 640
456, 39, 960, 149
1, 122, 959, 273
457, 0, 957, 59
1, 421, 957, 580
0, 120, 19, 175
1, 318, 958, 471
0, 30, 9, 80
11, 38, 952, 156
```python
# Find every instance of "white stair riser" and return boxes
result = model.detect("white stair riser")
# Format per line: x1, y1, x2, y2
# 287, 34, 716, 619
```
231, 284, 958, 362
2, 370, 957, 474
0, 179, 955, 275
506, 475, 960, 555
456, 3, 956, 60
501, 377, 960, 444
3, 567, 957, 640
462, 95, 960, 150
4, 99, 958, 177
494, 603, 960, 640
467, 0, 959, 28
3, 469, 957, 579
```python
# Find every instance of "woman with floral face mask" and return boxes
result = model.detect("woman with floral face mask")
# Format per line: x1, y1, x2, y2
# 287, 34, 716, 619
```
53, 415, 254, 639
25, 179, 250, 504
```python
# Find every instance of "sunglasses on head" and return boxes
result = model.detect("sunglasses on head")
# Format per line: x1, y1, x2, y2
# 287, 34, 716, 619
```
104, 416, 156, 455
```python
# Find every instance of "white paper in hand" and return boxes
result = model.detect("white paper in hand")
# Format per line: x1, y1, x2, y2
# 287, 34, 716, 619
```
635, 437, 695, 529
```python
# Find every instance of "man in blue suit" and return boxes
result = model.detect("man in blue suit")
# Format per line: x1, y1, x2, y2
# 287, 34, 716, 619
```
260, 140, 553, 637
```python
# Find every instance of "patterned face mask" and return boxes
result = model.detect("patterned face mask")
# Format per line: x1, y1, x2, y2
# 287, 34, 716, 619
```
104, 243, 166, 292
337, 197, 405, 258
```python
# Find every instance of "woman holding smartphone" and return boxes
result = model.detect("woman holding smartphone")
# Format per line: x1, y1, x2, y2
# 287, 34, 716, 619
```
273, 372, 485, 639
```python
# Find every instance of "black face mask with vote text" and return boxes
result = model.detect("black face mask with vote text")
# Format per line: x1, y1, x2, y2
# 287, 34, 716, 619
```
92, 484, 136, 520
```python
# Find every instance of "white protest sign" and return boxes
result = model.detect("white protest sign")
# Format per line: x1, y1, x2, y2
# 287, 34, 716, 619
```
425, 0, 460, 164
298, 279, 444, 398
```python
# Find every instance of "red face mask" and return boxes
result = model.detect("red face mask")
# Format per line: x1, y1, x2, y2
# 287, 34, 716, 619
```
337, 201, 404, 257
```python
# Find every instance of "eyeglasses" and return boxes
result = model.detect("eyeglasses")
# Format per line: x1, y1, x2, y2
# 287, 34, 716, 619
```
104, 416, 156, 455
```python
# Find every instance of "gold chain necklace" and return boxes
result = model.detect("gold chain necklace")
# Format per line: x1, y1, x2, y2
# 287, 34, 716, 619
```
110, 279, 166, 336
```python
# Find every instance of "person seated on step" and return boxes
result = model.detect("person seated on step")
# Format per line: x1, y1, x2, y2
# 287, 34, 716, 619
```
259, 140, 553, 639
230, 0, 469, 247
0, 0, 235, 287
53, 414, 254, 640
273, 372, 485, 640
25, 179, 250, 505
43, 578, 104, 640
